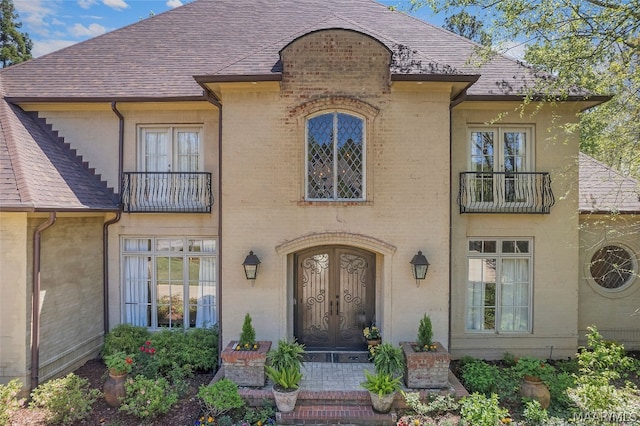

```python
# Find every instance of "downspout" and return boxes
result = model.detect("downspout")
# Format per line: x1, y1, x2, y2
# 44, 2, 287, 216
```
203, 89, 223, 367
103, 101, 125, 334
31, 212, 57, 392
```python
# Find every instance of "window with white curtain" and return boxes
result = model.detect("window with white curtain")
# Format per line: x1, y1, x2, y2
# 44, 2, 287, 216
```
466, 239, 532, 333
122, 237, 217, 330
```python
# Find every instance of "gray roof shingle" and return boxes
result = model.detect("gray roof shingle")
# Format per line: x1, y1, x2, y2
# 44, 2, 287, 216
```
579, 152, 640, 213
0, 0, 580, 100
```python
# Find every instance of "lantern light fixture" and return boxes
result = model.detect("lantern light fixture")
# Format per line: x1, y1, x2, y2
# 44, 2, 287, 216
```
242, 251, 261, 284
410, 250, 430, 286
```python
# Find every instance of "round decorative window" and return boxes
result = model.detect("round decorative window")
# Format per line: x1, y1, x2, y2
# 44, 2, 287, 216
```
589, 245, 636, 290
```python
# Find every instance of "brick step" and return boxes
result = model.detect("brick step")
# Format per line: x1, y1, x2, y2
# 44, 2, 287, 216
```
276, 404, 397, 425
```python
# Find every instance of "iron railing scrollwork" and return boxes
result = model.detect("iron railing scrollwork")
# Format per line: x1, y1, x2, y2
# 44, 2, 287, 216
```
458, 171, 555, 214
122, 172, 213, 213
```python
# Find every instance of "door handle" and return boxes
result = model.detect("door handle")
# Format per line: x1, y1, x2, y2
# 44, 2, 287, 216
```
330, 301, 333, 315
336, 300, 339, 314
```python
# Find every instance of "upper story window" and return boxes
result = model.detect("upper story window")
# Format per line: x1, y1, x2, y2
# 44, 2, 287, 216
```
306, 111, 365, 201
139, 126, 203, 172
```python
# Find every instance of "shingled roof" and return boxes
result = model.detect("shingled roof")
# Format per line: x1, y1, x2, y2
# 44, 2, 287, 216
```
579, 153, 640, 214
0, 79, 118, 211
0, 0, 601, 101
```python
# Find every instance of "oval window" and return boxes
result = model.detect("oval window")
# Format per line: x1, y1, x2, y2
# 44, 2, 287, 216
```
589, 245, 635, 290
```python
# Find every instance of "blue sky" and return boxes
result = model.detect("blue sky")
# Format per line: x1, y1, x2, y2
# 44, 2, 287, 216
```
14, 0, 442, 58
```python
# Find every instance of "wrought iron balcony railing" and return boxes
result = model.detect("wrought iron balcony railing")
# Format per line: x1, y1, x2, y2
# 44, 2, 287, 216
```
458, 172, 555, 214
122, 172, 213, 213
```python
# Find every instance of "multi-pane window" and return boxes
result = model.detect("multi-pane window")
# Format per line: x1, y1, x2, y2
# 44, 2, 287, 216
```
590, 245, 637, 290
306, 111, 365, 200
468, 127, 532, 204
467, 239, 532, 332
122, 237, 217, 330
139, 126, 203, 172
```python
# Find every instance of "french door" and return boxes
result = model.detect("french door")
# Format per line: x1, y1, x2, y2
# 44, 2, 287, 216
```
294, 246, 375, 350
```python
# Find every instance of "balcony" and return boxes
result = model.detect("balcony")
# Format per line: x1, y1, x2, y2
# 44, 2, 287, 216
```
458, 172, 555, 214
122, 172, 213, 213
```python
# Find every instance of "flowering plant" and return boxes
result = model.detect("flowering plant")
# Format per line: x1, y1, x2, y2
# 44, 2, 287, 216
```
363, 325, 381, 340
104, 351, 134, 375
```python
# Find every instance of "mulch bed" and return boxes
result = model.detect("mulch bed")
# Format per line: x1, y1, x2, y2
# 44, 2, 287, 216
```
10, 358, 214, 425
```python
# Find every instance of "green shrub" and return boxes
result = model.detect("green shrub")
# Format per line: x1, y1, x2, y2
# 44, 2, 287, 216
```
238, 313, 256, 348
523, 399, 549, 425
416, 314, 433, 348
242, 401, 276, 425
460, 393, 509, 426
150, 327, 218, 374
461, 358, 500, 395
267, 339, 305, 372
401, 391, 459, 417
578, 326, 636, 380
373, 342, 405, 377
102, 324, 150, 357
120, 375, 178, 419
0, 379, 23, 426
29, 373, 100, 425
198, 378, 245, 418
360, 370, 402, 398
511, 356, 553, 381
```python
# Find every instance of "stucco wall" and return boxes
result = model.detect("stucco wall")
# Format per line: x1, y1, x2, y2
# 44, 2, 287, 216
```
578, 214, 640, 349
219, 29, 452, 348
449, 104, 582, 359
0, 213, 28, 386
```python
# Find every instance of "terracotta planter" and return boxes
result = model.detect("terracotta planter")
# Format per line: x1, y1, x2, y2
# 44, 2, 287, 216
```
369, 390, 396, 413
367, 339, 382, 347
272, 386, 301, 413
520, 376, 550, 409
401, 341, 450, 389
221, 340, 271, 387
103, 371, 127, 407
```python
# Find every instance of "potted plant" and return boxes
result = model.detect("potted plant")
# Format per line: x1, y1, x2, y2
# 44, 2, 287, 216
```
512, 356, 551, 408
401, 314, 451, 389
373, 342, 405, 377
103, 351, 134, 407
361, 369, 402, 413
363, 323, 381, 347
221, 313, 272, 387
265, 338, 305, 413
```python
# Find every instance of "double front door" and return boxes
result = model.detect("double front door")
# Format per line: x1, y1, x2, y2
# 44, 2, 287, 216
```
294, 246, 375, 350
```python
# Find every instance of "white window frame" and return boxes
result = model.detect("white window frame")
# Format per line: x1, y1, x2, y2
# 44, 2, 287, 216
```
138, 125, 204, 172
121, 236, 217, 330
467, 126, 535, 207
466, 238, 533, 333
305, 110, 366, 201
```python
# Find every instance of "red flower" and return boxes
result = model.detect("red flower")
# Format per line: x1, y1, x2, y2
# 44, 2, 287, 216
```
140, 346, 145, 351
125, 357, 133, 364
145, 340, 152, 346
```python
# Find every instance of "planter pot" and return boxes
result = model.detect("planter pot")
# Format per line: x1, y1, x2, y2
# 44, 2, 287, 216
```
401, 341, 451, 389
369, 391, 396, 414
272, 386, 301, 413
367, 339, 382, 347
520, 376, 551, 409
221, 340, 271, 387
103, 371, 127, 407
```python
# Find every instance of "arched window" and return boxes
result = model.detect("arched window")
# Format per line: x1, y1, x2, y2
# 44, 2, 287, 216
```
306, 111, 365, 200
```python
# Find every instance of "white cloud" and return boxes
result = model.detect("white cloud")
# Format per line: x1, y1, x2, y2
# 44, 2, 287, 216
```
103, 0, 129, 11
70, 23, 108, 37
32, 39, 77, 58
166, 0, 183, 8
14, 0, 57, 37
78, 0, 98, 9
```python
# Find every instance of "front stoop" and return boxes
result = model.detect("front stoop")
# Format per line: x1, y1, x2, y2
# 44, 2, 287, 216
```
277, 404, 397, 425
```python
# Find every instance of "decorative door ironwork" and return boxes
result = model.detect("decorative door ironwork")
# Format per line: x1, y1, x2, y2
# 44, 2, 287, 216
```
295, 246, 375, 350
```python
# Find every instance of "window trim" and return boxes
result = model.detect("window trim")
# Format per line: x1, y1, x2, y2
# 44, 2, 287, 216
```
137, 125, 204, 172
585, 242, 639, 298
466, 238, 534, 334
304, 109, 367, 202
120, 236, 217, 330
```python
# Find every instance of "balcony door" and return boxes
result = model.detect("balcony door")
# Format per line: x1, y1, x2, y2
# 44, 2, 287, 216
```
469, 127, 533, 206
139, 126, 202, 208
294, 246, 375, 350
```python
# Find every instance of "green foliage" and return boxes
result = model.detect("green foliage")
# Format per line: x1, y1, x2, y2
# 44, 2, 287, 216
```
267, 338, 305, 372
120, 375, 178, 419
443, 10, 492, 45
0, 0, 33, 67
238, 313, 256, 348
104, 351, 135, 374
29, 373, 100, 425
460, 358, 500, 395
265, 365, 303, 390
402, 391, 460, 417
416, 314, 433, 347
373, 342, 405, 377
242, 400, 276, 425
360, 369, 402, 398
459, 393, 509, 426
0, 379, 22, 426
512, 356, 552, 381
502, 352, 517, 367
522, 399, 549, 425
197, 379, 245, 418
102, 324, 151, 357
577, 326, 637, 380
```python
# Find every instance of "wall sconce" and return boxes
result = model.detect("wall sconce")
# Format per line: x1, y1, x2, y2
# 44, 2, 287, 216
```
242, 251, 261, 285
410, 250, 430, 287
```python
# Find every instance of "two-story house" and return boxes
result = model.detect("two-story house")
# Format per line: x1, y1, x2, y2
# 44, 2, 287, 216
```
1, 0, 638, 392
